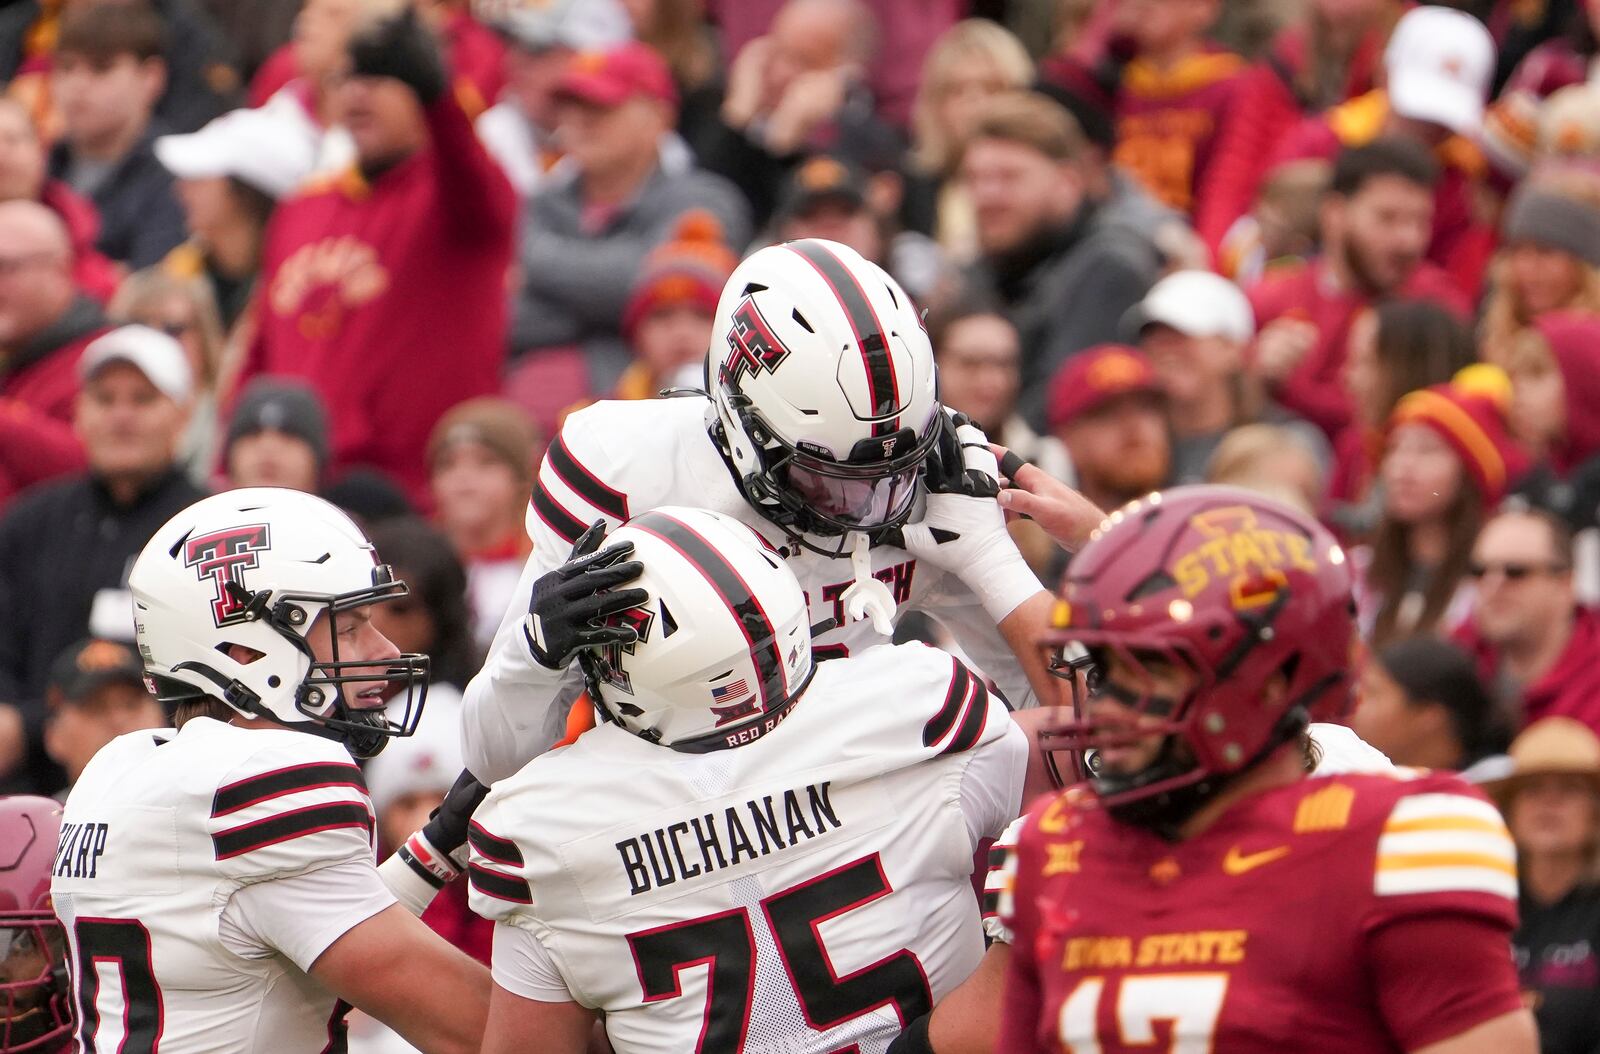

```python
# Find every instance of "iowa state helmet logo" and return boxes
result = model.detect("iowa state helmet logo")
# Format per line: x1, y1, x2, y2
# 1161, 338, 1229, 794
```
185, 524, 271, 626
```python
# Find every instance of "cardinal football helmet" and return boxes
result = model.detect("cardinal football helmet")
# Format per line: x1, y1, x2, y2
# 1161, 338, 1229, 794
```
1040, 486, 1356, 830
577, 507, 814, 752
0, 796, 70, 1053
707, 239, 940, 547
129, 488, 429, 758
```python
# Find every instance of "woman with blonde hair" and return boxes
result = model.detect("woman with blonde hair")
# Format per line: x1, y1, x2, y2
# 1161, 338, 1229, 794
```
1481, 169, 1600, 361
905, 19, 1033, 260
108, 268, 228, 482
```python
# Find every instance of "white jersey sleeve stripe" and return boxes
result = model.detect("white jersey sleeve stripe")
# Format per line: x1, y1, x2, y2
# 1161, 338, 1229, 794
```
1375, 791, 1518, 900
1376, 830, 1516, 861
211, 760, 367, 817
212, 799, 375, 861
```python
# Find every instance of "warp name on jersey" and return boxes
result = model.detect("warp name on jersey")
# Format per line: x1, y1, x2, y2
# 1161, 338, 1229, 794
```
617, 780, 846, 896
52, 820, 110, 879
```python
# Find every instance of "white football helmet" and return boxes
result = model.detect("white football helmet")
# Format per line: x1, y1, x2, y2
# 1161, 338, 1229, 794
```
129, 488, 429, 757
579, 507, 814, 752
707, 239, 941, 547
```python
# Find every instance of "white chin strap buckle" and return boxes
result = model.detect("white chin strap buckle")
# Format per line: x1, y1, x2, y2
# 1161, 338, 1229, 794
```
839, 532, 897, 635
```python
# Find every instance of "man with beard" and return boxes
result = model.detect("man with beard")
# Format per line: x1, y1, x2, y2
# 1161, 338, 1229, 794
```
1044, 344, 1171, 518
1247, 138, 1467, 440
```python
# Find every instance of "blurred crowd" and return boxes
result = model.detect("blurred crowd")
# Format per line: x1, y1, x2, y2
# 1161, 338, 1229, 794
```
3, 0, 1600, 1048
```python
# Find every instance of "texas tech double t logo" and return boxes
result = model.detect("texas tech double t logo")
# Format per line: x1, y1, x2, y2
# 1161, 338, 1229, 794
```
721, 298, 790, 386
184, 525, 271, 627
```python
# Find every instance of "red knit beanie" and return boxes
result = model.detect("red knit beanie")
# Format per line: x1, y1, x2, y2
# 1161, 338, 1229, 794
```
621, 211, 739, 340
1389, 364, 1530, 504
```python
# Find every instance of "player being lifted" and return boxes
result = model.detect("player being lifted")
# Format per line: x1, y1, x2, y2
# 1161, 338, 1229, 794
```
468, 507, 1027, 1053
999, 485, 1535, 1053
51, 489, 488, 1054
460, 238, 1058, 790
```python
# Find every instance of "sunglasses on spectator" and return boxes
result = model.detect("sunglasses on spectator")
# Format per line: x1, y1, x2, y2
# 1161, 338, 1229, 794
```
1466, 561, 1569, 581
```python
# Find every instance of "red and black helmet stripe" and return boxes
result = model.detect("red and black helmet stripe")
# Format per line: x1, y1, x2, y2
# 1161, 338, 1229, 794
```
630, 512, 787, 711
787, 240, 901, 437
548, 435, 629, 521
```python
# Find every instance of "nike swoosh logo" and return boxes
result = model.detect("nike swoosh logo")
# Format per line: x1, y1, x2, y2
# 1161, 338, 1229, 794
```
1223, 845, 1290, 875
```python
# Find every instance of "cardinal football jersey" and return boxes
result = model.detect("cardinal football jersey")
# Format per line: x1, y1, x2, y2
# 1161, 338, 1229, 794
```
52, 718, 391, 1053
998, 770, 1522, 1052
461, 395, 1042, 783
469, 642, 1027, 1054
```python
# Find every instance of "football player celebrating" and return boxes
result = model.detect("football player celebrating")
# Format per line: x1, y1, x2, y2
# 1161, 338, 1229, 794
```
997, 485, 1535, 1053
51, 490, 489, 1054
1, 796, 71, 1053
467, 507, 1028, 1054
461, 239, 1053, 788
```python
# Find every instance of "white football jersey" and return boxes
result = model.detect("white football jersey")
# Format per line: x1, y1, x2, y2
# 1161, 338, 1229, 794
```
52, 718, 392, 1053
462, 396, 1042, 783
470, 642, 1027, 1054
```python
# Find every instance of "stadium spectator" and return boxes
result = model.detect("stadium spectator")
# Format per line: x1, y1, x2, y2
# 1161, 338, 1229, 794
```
963, 92, 1161, 430
40, 639, 164, 798
1505, 313, 1600, 479
108, 268, 226, 482
903, 19, 1033, 260
246, 0, 368, 174
426, 398, 537, 654
0, 201, 111, 511
1487, 717, 1600, 1054
699, 0, 901, 225
1203, 422, 1326, 515
1045, 344, 1170, 516
154, 105, 316, 332
615, 212, 737, 399
221, 379, 329, 493
1130, 269, 1323, 484
47, 3, 188, 269
1359, 368, 1528, 645
199, 0, 300, 84
1481, 172, 1600, 361
1109, 0, 1247, 218
365, 516, 475, 691
1248, 138, 1467, 440
1352, 636, 1510, 778
624, 0, 722, 148
1331, 298, 1476, 536
1499, 0, 1600, 101
3, 0, 240, 139
0, 97, 121, 302
242, 8, 515, 509
1458, 507, 1600, 734
1261, 6, 1499, 299
507, 41, 748, 427
475, 0, 633, 197
931, 294, 1070, 483
1213, 155, 1327, 285
0, 325, 202, 795
1196, 0, 1402, 250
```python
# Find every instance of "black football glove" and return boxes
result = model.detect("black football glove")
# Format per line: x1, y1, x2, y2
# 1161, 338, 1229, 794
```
348, 6, 447, 104
523, 520, 649, 670
874, 410, 997, 550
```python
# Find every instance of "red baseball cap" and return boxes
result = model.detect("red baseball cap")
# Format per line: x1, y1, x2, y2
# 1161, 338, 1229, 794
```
555, 42, 677, 108
1046, 344, 1165, 432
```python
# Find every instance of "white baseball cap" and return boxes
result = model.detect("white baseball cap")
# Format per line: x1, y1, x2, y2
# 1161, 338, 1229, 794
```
1384, 6, 1494, 136
155, 106, 316, 200
1128, 270, 1255, 343
481, 0, 632, 53
79, 325, 193, 403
